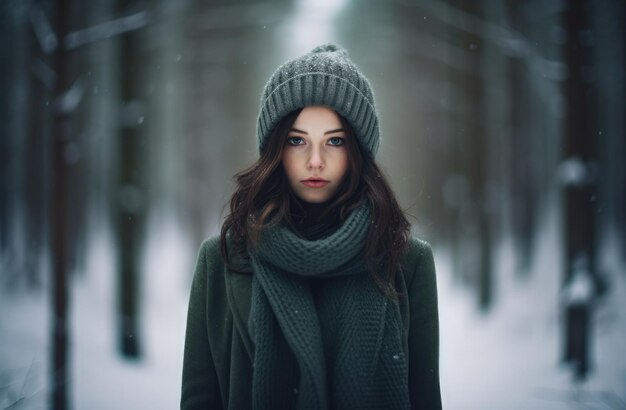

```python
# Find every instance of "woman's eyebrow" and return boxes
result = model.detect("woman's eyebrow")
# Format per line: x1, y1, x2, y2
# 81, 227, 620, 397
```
324, 128, 344, 135
289, 127, 345, 135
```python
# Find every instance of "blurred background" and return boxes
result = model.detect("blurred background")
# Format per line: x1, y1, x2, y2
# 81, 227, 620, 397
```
1, 0, 624, 409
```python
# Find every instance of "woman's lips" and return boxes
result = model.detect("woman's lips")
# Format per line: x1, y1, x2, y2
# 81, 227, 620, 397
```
301, 179, 330, 188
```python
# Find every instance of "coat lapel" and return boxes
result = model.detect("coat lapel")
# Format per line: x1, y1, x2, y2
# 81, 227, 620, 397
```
224, 266, 254, 359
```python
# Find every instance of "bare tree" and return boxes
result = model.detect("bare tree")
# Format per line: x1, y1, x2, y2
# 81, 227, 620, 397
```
115, 0, 147, 359
50, 0, 72, 407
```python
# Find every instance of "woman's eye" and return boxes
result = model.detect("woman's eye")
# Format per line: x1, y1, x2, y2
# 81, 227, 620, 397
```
287, 136, 304, 145
328, 137, 345, 146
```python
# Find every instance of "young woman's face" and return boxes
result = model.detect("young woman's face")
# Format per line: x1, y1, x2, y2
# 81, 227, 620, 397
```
282, 106, 349, 204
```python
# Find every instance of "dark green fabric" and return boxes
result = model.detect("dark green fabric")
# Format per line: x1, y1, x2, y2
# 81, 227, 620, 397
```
181, 235, 442, 409
248, 204, 409, 410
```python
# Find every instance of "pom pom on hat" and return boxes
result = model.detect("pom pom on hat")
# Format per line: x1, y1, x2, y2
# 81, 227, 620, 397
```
256, 43, 380, 158
310, 43, 348, 57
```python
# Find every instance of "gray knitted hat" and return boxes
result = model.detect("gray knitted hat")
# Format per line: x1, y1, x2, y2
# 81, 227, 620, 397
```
256, 43, 380, 158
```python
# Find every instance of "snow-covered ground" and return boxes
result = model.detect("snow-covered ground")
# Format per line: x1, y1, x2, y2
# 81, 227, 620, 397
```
1, 206, 625, 409
0, 209, 193, 410
438, 209, 626, 409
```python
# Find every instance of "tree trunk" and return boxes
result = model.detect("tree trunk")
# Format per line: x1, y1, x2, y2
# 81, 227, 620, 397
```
116, 0, 146, 359
51, 0, 71, 407
561, 0, 598, 377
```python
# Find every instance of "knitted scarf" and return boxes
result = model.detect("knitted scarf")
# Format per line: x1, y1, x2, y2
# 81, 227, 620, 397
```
248, 204, 410, 410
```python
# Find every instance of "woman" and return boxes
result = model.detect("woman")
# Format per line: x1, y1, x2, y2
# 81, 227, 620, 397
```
181, 44, 441, 410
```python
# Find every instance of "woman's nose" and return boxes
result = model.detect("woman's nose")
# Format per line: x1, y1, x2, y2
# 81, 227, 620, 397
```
307, 147, 324, 169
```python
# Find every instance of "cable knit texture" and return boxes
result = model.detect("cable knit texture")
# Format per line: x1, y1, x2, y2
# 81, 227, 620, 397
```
248, 204, 410, 410
256, 43, 380, 158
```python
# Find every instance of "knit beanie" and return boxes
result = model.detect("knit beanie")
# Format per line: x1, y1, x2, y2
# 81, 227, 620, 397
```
256, 43, 380, 158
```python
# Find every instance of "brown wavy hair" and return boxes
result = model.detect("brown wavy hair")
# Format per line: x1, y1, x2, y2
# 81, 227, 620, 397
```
220, 108, 411, 298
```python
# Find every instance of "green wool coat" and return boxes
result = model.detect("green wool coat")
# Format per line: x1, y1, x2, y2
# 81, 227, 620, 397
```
181, 236, 441, 409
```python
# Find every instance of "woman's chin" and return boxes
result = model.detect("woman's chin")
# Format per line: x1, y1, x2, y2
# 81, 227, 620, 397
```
296, 191, 333, 204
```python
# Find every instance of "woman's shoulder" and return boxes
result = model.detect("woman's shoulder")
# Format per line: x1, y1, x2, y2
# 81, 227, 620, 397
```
198, 235, 222, 261
402, 237, 433, 266
197, 234, 251, 273
194, 235, 227, 278
400, 237, 436, 285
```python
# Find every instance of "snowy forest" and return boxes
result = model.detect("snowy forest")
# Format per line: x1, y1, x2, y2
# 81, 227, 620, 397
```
1, 0, 624, 409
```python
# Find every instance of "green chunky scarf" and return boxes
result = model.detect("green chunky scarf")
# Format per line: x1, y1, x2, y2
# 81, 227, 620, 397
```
248, 204, 410, 410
